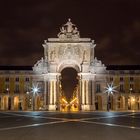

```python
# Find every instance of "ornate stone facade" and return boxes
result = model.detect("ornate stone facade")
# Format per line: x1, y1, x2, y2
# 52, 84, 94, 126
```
33, 19, 107, 111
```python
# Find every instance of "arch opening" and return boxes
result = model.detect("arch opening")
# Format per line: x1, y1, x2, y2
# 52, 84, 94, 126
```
60, 67, 79, 111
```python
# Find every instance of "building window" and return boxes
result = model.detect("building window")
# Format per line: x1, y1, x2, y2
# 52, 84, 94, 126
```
130, 77, 134, 82
15, 84, 20, 93
5, 77, 9, 82
120, 84, 124, 92
15, 77, 19, 82
25, 77, 29, 82
96, 84, 101, 93
120, 77, 124, 82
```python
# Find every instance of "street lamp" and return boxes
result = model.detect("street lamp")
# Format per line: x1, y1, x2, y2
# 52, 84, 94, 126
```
129, 88, 133, 110
104, 83, 117, 111
31, 84, 40, 111
6, 88, 11, 110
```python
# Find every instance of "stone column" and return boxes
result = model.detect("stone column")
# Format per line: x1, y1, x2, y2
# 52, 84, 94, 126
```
122, 96, 125, 110
81, 80, 85, 105
44, 80, 47, 110
48, 80, 56, 110
47, 73, 60, 111
79, 73, 93, 111
78, 78, 82, 110
1, 96, 4, 110
53, 80, 57, 106
50, 80, 53, 105
91, 80, 95, 110
56, 80, 60, 110
81, 79, 91, 111
86, 80, 89, 105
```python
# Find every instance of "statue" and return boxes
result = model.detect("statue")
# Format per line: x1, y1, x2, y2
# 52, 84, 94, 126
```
60, 27, 66, 33
41, 57, 43, 62
57, 27, 66, 38
83, 50, 87, 61
50, 50, 55, 61
64, 18, 75, 33
73, 27, 80, 37
57, 18, 80, 39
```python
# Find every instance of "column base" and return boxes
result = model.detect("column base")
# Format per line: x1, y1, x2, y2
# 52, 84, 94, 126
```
81, 105, 91, 111
48, 105, 56, 111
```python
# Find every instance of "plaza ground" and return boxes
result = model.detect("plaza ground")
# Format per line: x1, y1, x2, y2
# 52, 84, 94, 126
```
0, 111, 140, 140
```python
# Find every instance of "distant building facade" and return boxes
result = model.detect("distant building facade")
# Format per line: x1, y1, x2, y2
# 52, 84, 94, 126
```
0, 19, 140, 111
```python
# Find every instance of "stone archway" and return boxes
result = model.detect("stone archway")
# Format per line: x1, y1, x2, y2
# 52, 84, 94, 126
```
59, 67, 79, 111
3, 96, 8, 110
14, 96, 19, 110
108, 95, 114, 110
117, 96, 124, 110
57, 60, 81, 73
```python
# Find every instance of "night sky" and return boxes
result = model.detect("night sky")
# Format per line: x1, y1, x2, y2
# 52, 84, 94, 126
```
0, 0, 140, 66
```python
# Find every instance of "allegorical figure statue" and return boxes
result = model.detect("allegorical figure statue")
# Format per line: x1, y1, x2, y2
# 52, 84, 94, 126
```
83, 50, 87, 61
57, 18, 80, 39
50, 50, 55, 61
73, 27, 80, 37
64, 18, 75, 33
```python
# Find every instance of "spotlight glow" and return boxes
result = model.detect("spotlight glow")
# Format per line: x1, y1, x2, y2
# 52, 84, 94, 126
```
31, 83, 40, 94
104, 83, 117, 95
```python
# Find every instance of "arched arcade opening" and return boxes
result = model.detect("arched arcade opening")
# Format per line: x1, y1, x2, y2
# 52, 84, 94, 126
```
59, 67, 79, 111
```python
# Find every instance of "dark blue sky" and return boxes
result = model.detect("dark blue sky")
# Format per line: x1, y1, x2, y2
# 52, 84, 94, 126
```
0, 0, 140, 65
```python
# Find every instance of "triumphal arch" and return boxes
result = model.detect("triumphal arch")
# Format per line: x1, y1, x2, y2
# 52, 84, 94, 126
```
33, 19, 106, 111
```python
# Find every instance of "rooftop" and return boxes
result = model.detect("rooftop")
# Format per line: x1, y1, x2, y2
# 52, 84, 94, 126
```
0, 66, 32, 70
106, 65, 140, 70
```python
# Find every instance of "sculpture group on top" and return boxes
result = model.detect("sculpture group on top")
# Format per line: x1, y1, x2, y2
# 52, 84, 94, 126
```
33, 19, 106, 75
57, 18, 80, 39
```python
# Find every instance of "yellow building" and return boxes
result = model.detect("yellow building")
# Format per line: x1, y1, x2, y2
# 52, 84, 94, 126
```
0, 65, 139, 111
0, 66, 33, 111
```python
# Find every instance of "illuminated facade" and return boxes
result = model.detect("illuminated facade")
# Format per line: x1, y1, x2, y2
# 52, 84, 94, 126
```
0, 19, 140, 111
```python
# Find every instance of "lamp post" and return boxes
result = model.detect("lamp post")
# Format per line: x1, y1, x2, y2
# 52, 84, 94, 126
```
31, 84, 40, 111
6, 88, 10, 110
107, 88, 112, 111
104, 83, 117, 111
129, 88, 133, 110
